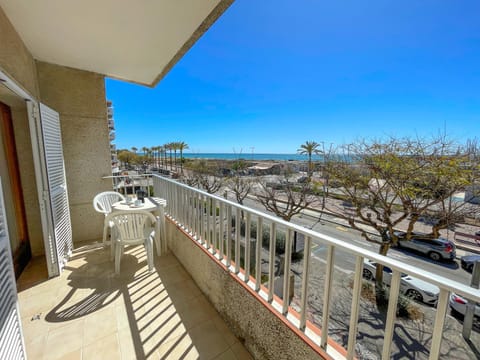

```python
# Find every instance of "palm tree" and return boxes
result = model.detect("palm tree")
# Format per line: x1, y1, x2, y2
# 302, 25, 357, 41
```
177, 141, 189, 174
297, 141, 321, 177
131, 146, 138, 155
172, 142, 179, 172
165, 143, 173, 170
158, 146, 164, 169
150, 146, 157, 167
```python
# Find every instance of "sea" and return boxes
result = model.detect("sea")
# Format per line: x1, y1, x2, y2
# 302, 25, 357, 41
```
181, 153, 324, 161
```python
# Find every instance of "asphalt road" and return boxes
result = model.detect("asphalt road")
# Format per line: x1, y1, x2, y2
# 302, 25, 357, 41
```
238, 195, 475, 286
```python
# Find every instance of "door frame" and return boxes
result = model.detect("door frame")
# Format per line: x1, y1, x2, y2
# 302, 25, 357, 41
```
0, 69, 59, 277
0, 101, 31, 277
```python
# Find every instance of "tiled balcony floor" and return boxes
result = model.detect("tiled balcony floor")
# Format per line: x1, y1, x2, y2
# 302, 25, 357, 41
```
17, 243, 252, 360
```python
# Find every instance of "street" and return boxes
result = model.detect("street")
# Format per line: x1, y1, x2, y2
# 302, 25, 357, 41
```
239, 195, 475, 286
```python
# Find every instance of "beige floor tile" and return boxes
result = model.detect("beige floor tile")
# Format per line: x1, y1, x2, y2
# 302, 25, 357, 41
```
187, 320, 231, 359
18, 289, 57, 319
19, 248, 251, 360
44, 320, 84, 359
52, 348, 82, 360
213, 349, 238, 360
212, 314, 238, 346
230, 341, 253, 360
21, 313, 50, 344
25, 333, 47, 360
175, 296, 217, 330
156, 332, 200, 360
117, 326, 137, 360
82, 332, 120, 360
83, 306, 118, 346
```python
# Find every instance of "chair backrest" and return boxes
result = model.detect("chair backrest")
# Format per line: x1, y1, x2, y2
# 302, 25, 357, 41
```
106, 210, 156, 244
93, 191, 125, 215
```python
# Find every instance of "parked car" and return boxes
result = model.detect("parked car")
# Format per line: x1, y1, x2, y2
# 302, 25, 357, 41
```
362, 259, 439, 305
460, 255, 480, 273
394, 231, 456, 261
449, 293, 480, 318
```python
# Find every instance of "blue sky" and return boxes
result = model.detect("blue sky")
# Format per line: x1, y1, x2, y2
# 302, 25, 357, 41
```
106, 0, 480, 154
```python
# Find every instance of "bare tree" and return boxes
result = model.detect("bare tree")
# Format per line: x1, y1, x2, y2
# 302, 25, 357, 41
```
227, 176, 252, 206
255, 175, 317, 222
182, 159, 223, 194
322, 136, 476, 296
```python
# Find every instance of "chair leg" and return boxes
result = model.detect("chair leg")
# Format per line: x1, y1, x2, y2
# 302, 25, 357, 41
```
110, 238, 116, 261
102, 221, 109, 248
115, 243, 122, 274
146, 237, 154, 272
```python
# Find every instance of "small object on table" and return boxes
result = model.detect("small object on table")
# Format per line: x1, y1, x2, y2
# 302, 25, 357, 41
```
136, 190, 147, 203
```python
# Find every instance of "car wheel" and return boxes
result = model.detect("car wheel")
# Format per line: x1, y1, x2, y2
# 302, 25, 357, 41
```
428, 252, 441, 261
406, 289, 423, 303
362, 269, 373, 280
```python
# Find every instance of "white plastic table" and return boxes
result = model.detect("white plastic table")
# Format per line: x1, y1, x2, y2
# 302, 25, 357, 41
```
112, 197, 167, 256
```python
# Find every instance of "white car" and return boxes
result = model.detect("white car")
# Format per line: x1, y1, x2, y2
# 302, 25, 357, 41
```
449, 293, 480, 318
362, 259, 439, 305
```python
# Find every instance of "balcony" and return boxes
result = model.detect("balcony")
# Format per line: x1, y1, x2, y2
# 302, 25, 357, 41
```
18, 245, 252, 359
109, 131, 115, 141
17, 174, 480, 360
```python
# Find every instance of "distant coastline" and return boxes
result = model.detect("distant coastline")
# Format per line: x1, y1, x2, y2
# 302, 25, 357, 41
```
181, 153, 323, 161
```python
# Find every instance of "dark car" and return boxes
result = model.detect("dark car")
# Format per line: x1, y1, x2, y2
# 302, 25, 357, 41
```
460, 255, 480, 273
394, 231, 456, 261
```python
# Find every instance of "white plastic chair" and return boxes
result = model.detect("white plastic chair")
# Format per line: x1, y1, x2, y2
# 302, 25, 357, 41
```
93, 191, 125, 249
105, 210, 156, 274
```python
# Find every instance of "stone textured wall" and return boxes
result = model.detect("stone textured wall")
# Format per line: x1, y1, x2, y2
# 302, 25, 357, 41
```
166, 221, 325, 360
36, 61, 112, 243
0, 7, 44, 255
0, 6, 39, 97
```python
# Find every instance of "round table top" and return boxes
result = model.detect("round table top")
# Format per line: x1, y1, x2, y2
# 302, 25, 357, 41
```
112, 197, 165, 212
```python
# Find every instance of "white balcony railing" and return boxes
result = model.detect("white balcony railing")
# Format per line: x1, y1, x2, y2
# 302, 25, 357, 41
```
151, 174, 480, 360
103, 174, 152, 195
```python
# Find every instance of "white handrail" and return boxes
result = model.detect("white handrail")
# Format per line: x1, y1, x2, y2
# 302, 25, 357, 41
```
151, 174, 479, 359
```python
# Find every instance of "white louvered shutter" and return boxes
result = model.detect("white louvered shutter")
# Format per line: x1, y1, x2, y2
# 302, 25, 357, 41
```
0, 177, 26, 360
40, 104, 72, 274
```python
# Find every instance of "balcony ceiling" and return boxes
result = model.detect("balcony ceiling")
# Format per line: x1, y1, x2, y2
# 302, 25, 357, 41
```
0, 0, 233, 86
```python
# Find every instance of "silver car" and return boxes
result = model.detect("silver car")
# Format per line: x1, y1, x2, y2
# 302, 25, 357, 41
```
449, 293, 480, 318
362, 259, 439, 305
395, 232, 456, 261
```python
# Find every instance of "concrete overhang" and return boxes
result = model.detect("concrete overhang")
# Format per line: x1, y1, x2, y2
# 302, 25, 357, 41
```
0, 0, 233, 87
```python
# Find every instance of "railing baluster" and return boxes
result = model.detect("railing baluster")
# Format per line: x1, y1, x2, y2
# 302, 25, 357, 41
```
200, 194, 206, 244
226, 204, 232, 268
268, 222, 276, 303
347, 255, 364, 359
212, 198, 217, 255
219, 201, 224, 260
205, 197, 212, 249
235, 207, 241, 274
282, 228, 293, 315
321, 245, 335, 349
244, 212, 251, 282
255, 217, 263, 292
300, 235, 312, 330
429, 289, 449, 360
382, 270, 401, 360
